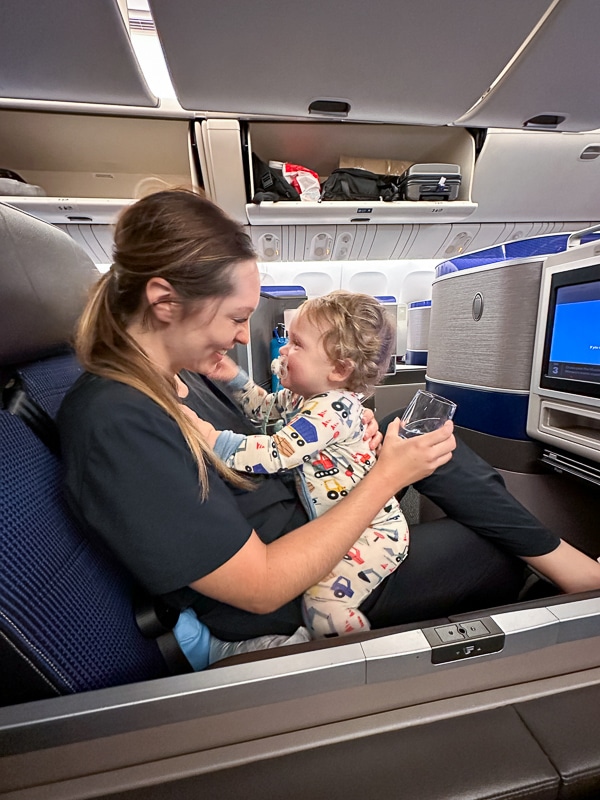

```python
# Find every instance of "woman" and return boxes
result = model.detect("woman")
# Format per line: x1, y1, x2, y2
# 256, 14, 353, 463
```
58, 190, 600, 647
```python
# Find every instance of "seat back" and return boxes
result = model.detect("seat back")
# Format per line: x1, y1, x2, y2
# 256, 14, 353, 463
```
0, 204, 170, 706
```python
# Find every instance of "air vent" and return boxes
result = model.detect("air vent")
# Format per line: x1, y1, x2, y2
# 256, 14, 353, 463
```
129, 16, 156, 34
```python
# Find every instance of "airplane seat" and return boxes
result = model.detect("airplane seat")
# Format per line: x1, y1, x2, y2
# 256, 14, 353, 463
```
424, 238, 600, 555
0, 203, 176, 707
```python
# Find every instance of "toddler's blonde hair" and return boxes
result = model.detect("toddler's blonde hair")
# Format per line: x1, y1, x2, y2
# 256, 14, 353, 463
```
297, 290, 395, 394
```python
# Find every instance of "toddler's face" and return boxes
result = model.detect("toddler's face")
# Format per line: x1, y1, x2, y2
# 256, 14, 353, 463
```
278, 312, 337, 398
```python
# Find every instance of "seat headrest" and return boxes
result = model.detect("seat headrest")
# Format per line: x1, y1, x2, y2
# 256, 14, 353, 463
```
0, 203, 99, 365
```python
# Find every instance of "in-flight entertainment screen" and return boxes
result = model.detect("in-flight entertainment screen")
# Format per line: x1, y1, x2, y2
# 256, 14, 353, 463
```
541, 264, 600, 398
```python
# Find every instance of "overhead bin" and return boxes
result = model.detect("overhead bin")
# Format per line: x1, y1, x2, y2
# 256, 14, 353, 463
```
197, 119, 478, 226
0, 110, 194, 225
148, 0, 551, 125
458, 0, 600, 132
247, 122, 477, 224
0, 0, 156, 107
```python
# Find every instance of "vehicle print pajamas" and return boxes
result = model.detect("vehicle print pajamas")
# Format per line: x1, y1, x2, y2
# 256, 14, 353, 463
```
214, 369, 409, 638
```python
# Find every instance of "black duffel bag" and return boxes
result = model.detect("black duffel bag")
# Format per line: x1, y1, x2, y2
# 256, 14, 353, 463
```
320, 168, 402, 202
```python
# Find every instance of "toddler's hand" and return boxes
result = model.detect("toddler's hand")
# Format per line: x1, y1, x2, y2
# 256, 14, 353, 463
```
181, 405, 220, 449
204, 354, 240, 383
361, 407, 382, 454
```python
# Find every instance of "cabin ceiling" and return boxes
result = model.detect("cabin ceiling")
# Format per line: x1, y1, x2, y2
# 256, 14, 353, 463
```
1, 0, 600, 131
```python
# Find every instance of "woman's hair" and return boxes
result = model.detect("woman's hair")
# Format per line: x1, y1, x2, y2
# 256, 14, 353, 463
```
297, 290, 396, 394
75, 189, 256, 495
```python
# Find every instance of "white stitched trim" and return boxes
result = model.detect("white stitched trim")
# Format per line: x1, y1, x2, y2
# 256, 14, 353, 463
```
0, 610, 75, 691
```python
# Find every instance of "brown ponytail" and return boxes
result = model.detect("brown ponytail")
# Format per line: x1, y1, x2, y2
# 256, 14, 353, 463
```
75, 190, 256, 496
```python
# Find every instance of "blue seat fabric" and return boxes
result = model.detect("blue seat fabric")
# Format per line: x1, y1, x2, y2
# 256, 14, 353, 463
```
0, 352, 169, 704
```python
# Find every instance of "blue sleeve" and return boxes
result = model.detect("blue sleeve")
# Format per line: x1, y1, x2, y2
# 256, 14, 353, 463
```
226, 368, 251, 392
214, 429, 247, 461
173, 608, 212, 671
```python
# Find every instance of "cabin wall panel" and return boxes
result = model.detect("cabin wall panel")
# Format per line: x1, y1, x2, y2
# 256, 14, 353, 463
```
471, 130, 600, 224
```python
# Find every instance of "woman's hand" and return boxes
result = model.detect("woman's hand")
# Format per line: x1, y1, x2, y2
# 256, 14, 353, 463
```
204, 354, 240, 383
375, 418, 456, 493
361, 407, 383, 454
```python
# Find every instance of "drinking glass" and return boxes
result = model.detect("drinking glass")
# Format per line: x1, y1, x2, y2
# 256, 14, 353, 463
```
399, 390, 457, 438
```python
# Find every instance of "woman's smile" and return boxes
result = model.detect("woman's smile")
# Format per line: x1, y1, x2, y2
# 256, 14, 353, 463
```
147, 259, 260, 375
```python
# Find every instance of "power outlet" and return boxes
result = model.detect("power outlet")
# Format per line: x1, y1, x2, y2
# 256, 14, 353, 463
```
422, 617, 505, 664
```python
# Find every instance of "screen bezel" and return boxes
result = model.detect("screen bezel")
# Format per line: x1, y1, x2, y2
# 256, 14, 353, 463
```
540, 262, 600, 399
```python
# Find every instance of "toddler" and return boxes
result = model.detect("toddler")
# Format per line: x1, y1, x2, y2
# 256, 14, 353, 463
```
206, 290, 409, 638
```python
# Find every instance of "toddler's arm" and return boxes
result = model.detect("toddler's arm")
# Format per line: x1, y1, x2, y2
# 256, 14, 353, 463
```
180, 405, 220, 448
225, 392, 362, 475
180, 403, 246, 460
207, 355, 301, 423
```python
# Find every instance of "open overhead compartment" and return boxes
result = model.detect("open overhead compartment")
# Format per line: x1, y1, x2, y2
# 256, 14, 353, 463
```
246, 122, 477, 225
0, 2, 193, 242
0, 0, 156, 108
0, 110, 195, 228
457, 0, 600, 132
197, 119, 478, 227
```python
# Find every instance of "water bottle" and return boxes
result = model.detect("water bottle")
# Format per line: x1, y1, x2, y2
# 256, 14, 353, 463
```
270, 324, 287, 391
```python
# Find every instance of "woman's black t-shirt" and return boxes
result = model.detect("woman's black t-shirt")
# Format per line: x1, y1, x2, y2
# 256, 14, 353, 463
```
57, 372, 307, 640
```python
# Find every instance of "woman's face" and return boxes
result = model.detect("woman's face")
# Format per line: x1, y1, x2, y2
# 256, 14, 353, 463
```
166, 259, 261, 374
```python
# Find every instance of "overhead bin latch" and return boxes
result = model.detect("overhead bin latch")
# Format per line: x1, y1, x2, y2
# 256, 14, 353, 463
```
579, 144, 600, 161
523, 114, 566, 129
308, 99, 351, 117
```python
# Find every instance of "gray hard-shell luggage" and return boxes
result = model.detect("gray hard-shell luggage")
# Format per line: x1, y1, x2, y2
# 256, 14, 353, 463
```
399, 163, 462, 201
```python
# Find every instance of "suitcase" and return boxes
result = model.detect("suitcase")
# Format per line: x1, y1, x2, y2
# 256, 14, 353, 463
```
399, 163, 461, 201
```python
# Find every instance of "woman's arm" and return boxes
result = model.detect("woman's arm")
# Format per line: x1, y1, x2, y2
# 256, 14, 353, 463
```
190, 418, 456, 613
